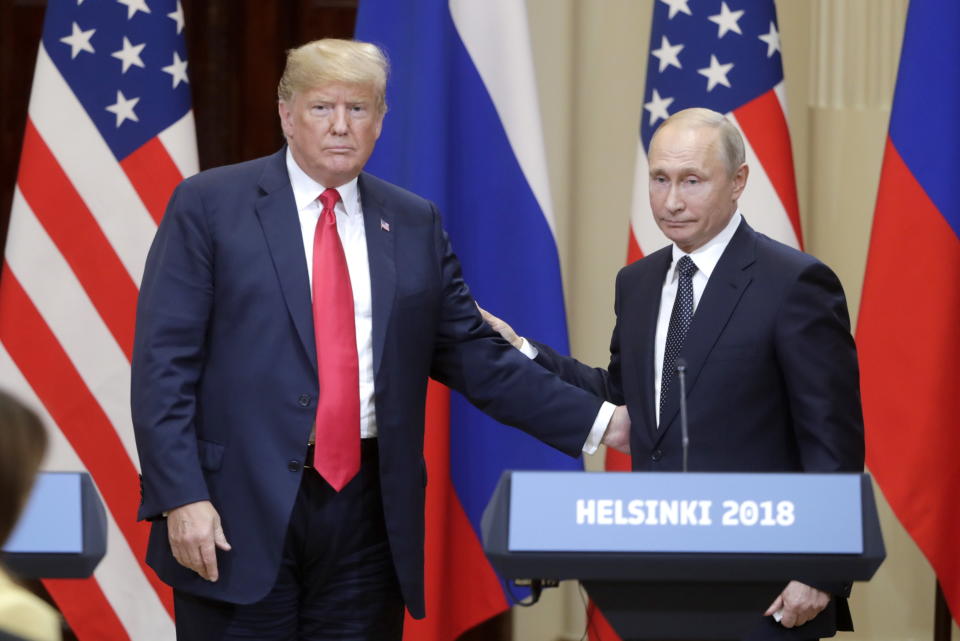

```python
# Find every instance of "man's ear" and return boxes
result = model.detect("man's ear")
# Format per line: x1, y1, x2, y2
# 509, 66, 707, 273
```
278, 101, 293, 138
732, 163, 749, 200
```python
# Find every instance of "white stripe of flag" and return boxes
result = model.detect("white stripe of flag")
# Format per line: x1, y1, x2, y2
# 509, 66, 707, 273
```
1, 4, 198, 637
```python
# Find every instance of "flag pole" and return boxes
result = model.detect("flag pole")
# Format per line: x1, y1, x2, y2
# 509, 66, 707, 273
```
935, 580, 953, 641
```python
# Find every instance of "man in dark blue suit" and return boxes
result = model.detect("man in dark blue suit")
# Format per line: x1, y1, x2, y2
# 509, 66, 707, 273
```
131, 39, 629, 641
482, 108, 865, 640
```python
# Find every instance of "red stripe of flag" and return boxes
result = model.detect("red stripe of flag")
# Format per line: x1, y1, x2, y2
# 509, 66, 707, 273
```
733, 90, 803, 248
16, 119, 138, 360
403, 381, 506, 641
626, 229, 644, 266
594, 229, 638, 641
586, 601, 623, 641
43, 577, 132, 641
858, 139, 960, 618
0, 264, 175, 617
120, 137, 183, 225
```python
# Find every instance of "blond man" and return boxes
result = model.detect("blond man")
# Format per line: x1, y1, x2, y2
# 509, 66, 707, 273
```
132, 39, 628, 641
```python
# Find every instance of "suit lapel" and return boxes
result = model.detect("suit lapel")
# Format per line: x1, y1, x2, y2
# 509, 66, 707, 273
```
358, 173, 396, 378
255, 149, 317, 372
656, 221, 757, 445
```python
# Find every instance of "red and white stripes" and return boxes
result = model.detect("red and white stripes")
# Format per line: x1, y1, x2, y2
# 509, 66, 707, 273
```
1, 41, 195, 641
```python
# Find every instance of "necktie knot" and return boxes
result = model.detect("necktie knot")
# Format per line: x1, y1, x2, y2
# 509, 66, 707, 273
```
318, 188, 341, 216
677, 255, 698, 279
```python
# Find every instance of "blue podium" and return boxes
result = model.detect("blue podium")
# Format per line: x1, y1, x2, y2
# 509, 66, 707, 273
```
482, 471, 885, 640
2, 472, 107, 578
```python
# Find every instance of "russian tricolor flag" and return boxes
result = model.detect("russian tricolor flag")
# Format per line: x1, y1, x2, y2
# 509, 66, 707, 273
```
858, 0, 960, 627
354, 1, 582, 638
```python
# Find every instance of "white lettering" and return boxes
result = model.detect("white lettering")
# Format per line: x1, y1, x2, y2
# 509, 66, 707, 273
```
740, 500, 759, 526
680, 500, 698, 525
597, 499, 614, 525
628, 499, 645, 524
699, 500, 713, 525
576, 499, 595, 525
576, 497, 796, 528
659, 500, 679, 525
645, 499, 659, 525
722, 499, 739, 525
614, 500, 630, 525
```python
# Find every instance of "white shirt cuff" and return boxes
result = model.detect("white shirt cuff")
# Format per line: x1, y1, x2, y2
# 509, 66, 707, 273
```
516, 337, 608, 455
518, 337, 538, 359
583, 401, 617, 454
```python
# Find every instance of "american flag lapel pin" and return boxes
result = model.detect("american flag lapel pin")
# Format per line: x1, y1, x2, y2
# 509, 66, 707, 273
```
380, 218, 390, 232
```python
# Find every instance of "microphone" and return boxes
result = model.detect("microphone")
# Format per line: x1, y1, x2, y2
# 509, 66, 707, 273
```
676, 357, 690, 472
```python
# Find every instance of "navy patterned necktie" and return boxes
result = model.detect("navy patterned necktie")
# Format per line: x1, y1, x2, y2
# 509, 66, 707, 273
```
660, 255, 698, 419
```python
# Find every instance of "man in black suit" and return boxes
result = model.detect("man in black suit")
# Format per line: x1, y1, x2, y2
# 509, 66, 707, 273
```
482, 107, 864, 640
132, 38, 630, 641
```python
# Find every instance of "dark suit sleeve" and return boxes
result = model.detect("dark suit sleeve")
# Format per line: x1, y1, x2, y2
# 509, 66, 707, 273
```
530, 269, 625, 406
425, 208, 604, 457
775, 262, 863, 601
774, 261, 865, 474
131, 182, 213, 520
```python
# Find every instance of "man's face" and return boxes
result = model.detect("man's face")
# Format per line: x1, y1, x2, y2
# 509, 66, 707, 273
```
647, 123, 747, 253
278, 82, 384, 187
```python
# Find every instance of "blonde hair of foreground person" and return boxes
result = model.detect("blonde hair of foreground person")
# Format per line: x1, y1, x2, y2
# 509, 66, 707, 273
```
277, 38, 389, 115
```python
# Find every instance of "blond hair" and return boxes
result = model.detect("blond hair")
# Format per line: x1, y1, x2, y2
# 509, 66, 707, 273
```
652, 107, 746, 175
277, 38, 388, 114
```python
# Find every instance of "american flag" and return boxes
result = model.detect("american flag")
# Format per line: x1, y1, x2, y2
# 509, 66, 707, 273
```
594, 1, 801, 638
0, 1, 196, 639
627, 0, 801, 264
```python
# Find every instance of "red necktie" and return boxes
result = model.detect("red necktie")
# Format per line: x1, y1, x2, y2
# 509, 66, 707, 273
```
311, 188, 360, 491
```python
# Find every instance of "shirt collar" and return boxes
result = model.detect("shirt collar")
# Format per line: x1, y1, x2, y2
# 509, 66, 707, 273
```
285, 147, 360, 217
669, 210, 742, 280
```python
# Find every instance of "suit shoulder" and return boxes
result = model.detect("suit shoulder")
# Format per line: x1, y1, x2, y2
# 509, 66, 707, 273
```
753, 231, 830, 276
618, 244, 672, 282
359, 172, 437, 220
179, 154, 273, 193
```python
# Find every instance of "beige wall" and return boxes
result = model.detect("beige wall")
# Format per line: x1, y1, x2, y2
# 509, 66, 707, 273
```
513, 1, 958, 639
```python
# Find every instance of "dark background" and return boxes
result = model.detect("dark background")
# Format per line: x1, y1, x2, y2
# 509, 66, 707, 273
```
0, 0, 510, 638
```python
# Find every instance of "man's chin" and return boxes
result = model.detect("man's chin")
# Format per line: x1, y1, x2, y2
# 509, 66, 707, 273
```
659, 225, 692, 243
316, 164, 361, 186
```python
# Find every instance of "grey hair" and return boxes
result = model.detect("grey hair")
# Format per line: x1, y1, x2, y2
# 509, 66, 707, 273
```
652, 107, 746, 175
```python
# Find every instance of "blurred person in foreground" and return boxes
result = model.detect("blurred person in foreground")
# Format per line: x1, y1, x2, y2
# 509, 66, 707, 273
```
481, 107, 865, 641
131, 38, 629, 641
0, 390, 61, 641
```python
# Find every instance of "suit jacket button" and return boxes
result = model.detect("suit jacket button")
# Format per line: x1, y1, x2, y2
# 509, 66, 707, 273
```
298, 394, 311, 407
288, 460, 302, 472
651, 449, 662, 462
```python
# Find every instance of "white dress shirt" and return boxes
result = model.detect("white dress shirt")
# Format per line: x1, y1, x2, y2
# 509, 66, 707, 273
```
515, 346, 616, 454
653, 211, 742, 426
287, 150, 378, 438
288, 150, 609, 451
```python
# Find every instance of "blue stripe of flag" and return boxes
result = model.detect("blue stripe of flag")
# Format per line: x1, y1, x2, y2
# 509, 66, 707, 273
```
887, 0, 959, 239
354, 0, 582, 593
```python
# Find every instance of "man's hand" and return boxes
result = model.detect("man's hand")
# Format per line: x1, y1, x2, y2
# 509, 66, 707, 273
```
477, 305, 523, 350
764, 580, 830, 627
602, 405, 631, 453
167, 500, 232, 582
